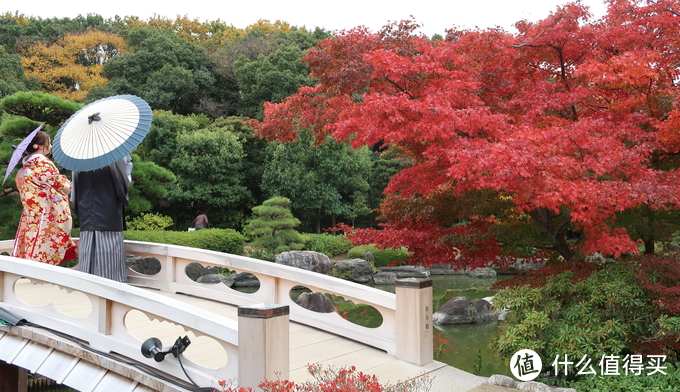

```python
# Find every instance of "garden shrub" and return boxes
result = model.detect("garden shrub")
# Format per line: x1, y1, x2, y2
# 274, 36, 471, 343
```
304, 233, 353, 257
126, 212, 173, 231
0, 194, 21, 241
216, 363, 432, 392
347, 244, 409, 267
124, 229, 246, 255
491, 258, 680, 381
551, 361, 680, 391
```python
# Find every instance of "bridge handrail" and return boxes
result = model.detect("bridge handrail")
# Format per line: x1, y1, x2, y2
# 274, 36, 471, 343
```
0, 239, 433, 370
0, 251, 237, 390
121, 240, 400, 355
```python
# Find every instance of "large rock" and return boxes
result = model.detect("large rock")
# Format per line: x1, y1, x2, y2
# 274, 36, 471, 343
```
517, 381, 553, 392
433, 297, 473, 324
185, 262, 207, 281
333, 259, 374, 283
126, 255, 161, 275
471, 298, 497, 323
276, 251, 333, 275
428, 264, 469, 275
232, 272, 260, 287
377, 265, 430, 279
487, 375, 517, 389
196, 273, 236, 287
295, 292, 335, 313
433, 297, 497, 325
469, 267, 497, 278
373, 272, 397, 285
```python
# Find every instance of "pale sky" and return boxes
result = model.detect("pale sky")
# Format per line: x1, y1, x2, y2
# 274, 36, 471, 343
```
4, 0, 607, 37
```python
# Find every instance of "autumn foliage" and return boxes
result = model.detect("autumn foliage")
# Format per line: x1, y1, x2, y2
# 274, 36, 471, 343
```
215, 363, 431, 392
250, 1, 680, 264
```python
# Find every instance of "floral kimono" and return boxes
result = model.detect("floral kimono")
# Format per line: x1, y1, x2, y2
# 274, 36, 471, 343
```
12, 154, 77, 265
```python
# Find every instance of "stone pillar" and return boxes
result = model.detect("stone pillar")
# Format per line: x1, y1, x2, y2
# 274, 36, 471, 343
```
238, 303, 289, 389
395, 278, 433, 365
0, 360, 27, 392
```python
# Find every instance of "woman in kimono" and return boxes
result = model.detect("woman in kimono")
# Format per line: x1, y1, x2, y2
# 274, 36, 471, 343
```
12, 131, 77, 265
72, 155, 131, 282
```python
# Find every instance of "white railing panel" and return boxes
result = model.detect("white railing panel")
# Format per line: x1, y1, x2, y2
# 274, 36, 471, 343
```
0, 254, 239, 389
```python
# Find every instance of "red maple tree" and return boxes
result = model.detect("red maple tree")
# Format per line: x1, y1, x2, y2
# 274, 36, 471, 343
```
249, 1, 680, 266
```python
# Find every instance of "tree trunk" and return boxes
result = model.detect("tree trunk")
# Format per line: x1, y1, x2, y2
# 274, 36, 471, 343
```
644, 238, 655, 255
316, 208, 321, 234
331, 214, 336, 235
527, 207, 573, 261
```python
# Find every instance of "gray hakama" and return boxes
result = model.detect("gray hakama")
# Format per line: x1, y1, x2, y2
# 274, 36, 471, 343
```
78, 231, 127, 282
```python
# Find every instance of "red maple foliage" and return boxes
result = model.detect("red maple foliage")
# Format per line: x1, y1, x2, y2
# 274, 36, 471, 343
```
249, 2, 680, 264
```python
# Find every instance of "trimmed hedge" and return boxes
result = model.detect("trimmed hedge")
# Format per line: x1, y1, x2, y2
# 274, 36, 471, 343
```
123, 229, 246, 255
304, 234, 353, 257
347, 244, 409, 267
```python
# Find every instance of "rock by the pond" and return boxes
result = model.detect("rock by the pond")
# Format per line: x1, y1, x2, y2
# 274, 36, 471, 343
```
428, 264, 469, 275
295, 292, 335, 313
333, 259, 374, 283
361, 251, 375, 262
471, 298, 497, 322
377, 265, 430, 279
433, 297, 473, 324
469, 267, 497, 278
517, 381, 553, 392
196, 273, 236, 287
487, 375, 517, 389
433, 296, 498, 325
373, 271, 398, 285
276, 251, 333, 275
231, 272, 260, 287
126, 255, 161, 275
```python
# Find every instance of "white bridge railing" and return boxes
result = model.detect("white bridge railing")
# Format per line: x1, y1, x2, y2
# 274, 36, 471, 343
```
0, 239, 433, 390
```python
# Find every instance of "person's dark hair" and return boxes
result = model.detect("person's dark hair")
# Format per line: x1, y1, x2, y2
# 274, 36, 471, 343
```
25, 131, 50, 155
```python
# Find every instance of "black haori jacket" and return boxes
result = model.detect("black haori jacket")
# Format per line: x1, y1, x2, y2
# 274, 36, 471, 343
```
72, 156, 131, 232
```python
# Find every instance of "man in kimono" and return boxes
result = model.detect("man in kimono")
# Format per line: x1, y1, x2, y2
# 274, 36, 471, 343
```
72, 155, 132, 282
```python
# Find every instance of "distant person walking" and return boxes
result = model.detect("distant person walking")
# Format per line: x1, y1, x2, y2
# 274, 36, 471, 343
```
191, 214, 210, 230
12, 130, 77, 265
72, 155, 132, 282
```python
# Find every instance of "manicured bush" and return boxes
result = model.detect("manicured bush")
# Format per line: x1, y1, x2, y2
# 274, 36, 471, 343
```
304, 233, 353, 257
126, 213, 173, 231
124, 229, 246, 255
347, 244, 409, 267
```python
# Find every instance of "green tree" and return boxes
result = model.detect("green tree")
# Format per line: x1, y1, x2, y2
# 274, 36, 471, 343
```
244, 196, 305, 253
233, 44, 314, 119
261, 132, 373, 233
88, 28, 218, 114
0, 45, 38, 98
127, 154, 176, 214
140, 110, 203, 168
0, 91, 82, 126
205, 116, 270, 208
166, 126, 251, 229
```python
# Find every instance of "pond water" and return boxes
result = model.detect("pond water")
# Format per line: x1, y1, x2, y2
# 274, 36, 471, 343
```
372, 274, 514, 377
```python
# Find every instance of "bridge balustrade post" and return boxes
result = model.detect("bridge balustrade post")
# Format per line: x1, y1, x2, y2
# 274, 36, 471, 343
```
395, 278, 433, 366
237, 303, 289, 389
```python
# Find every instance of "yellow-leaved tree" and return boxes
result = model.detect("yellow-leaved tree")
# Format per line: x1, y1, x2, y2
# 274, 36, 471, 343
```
22, 30, 127, 100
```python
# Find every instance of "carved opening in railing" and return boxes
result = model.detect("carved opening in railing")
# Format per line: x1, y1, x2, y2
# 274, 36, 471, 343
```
124, 309, 228, 369
185, 262, 260, 293
13, 278, 92, 319
126, 255, 161, 275
290, 287, 384, 328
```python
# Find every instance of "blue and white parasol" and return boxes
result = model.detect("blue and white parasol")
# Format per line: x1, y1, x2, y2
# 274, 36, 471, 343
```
52, 95, 152, 171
